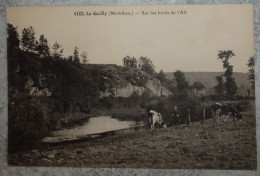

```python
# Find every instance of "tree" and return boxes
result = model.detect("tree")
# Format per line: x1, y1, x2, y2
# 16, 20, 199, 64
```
191, 81, 205, 91
247, 56, 255, 89
35, 34, 49, 56
52, 42, 63, 60
225, 76, 237, 98
138, 56, 155, 75
7, 23, 20, 50
68, 56, 73, 62
21, 28, 29, 51
217, 50, 237, 98
164, 79, 176, 94
81, 50, 88, 64
21, 26, 35, 52
191, 81, 205, 95
73, 46, 80, 64
123, 56, 137, 68
214, 75, 225, 99
174, 70, 189, 97
157, 69, 166, 83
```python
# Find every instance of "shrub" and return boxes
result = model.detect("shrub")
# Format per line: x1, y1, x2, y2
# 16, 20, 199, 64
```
8, 95, 49, 152
99, 97, 115, 109
235, 101, 251, 112
112, 109, 147, 122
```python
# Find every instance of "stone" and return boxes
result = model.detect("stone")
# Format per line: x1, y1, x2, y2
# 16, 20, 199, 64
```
47, 154, 55, 159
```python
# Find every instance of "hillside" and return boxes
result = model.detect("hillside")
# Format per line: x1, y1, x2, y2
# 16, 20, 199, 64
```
8, 48, 171, 152
9, 49, 171, 99
88, 64, 171, 98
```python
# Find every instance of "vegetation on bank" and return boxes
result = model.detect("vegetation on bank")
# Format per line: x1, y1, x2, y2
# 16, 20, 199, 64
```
7, 48, 156, 152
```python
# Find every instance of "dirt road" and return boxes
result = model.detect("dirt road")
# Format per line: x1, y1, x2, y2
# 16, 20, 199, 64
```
9, 109, 256, 169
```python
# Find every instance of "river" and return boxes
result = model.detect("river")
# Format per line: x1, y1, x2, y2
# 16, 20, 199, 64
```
42, 116, 145, 143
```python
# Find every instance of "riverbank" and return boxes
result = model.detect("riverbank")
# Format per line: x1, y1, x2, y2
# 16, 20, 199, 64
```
8, 107, 256, 169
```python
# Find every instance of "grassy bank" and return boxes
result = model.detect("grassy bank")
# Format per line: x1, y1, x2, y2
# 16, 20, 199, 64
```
8, 101, 256, 169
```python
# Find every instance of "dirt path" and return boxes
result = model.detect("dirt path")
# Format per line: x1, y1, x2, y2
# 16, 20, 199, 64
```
9, 110, 256, 169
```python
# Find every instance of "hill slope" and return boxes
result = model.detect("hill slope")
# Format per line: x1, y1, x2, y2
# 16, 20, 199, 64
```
8, 48, 171, 152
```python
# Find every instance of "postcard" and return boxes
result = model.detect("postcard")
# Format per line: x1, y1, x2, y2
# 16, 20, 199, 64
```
6, 4, 256, 169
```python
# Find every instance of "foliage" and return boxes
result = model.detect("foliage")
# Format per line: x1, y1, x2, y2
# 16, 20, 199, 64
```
157, 69, 166, 84
52, 42, 63, 60
81, 50, 88, 64
217, 50, 238, 98
123, 56, 137, 68
225, 76, 238, 98
35, 34, 50, 56
7, 23, 20, 50
247, 56, 255, 89
140, 90, 152, 108
191, 81, 205, 91
173, 70, 189, 98
7, 48, 105, 152
68, 55, 73, 62
214, 75, 225, 99
8, 95, 49, 152
99, 96, 115, 109
138, 56, 156, 76
112, 110, 147, 122
21, 26, 36, 52
73, 46, 80, 64
163, 79, 176, 94
145, 95, 205, 125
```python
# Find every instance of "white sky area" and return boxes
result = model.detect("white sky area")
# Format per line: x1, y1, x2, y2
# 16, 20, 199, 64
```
6, 5, 254, 73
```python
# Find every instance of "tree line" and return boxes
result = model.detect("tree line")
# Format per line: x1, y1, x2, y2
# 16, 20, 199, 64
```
7, 23, 89, 64
122, 55, 206, 98
122, 51, 255, 100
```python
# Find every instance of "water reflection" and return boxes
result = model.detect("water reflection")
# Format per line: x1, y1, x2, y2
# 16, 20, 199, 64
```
42, 116, 145, 143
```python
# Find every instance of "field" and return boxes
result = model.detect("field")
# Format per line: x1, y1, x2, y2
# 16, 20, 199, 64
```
8, 102, 256, 169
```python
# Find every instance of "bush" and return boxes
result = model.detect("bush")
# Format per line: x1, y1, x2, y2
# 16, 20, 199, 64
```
143, 94, 210, 125
99, 97, 115, 109
112, 109, 147, 122
235, 101, 251, 112
8, 95, 49, 152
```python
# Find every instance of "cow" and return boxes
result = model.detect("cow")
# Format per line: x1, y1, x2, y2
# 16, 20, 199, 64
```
211, 103, 243, 125
221, 104, 243, 122
211, 103, 222, 125
148, 110, 164, 130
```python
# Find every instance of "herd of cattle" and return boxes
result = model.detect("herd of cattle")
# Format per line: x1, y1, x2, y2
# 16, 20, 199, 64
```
147, 103, 243, 130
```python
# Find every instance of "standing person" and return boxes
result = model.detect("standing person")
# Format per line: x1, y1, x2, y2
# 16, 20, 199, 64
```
172, 106, 180, 125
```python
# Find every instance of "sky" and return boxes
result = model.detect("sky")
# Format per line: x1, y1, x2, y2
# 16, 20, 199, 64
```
6, 5, 254, 73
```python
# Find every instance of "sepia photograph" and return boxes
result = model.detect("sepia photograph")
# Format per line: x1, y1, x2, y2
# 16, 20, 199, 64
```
6, 4, 256, 169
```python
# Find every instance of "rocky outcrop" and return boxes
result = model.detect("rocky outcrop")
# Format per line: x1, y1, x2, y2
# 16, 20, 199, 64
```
115, 83, 145, 97
99, 77, 172, 98
25, 76, 52, 96
94, 64, 172, 98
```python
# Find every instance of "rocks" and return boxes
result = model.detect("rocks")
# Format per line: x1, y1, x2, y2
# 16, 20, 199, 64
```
24, 76, 52, 96
42, 158, 52, 163
31, 149, 38, 154
47, 154, 55, 159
